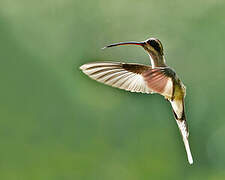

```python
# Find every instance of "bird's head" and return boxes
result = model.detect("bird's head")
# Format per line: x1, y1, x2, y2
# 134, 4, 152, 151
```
103, 37, 164, 56
144, 38, 164, 56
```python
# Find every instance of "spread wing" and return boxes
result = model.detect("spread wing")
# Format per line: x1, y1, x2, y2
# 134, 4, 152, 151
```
80, 62, 152, 93
80, 61, 173, 97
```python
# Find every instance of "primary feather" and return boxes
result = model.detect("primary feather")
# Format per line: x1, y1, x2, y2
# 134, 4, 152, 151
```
80, 62, 152, 94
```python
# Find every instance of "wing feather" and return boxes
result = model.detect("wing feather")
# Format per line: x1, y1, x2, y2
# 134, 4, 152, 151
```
80, 62, 152, 93
80, 61, 174, 97
142, 68, 173, 98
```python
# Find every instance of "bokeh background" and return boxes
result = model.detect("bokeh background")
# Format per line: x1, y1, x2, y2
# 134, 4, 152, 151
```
1, 0, 225, 179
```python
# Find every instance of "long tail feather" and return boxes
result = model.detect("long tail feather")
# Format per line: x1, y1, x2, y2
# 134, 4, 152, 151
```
176, 120, 193, 164
170, 99, 193, 164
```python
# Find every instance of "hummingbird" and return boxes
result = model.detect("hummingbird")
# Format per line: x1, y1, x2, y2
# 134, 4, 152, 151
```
80, 38, 193, 164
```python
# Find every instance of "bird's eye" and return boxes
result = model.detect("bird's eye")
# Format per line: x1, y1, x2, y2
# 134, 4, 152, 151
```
147, 39, 161, 53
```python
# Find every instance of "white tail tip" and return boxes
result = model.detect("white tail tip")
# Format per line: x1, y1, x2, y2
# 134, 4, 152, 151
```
184, 137, 193, 164
176, 120, 194, 165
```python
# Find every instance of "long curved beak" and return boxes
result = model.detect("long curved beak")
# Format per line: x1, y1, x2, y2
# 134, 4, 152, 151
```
102, 41, 145, 49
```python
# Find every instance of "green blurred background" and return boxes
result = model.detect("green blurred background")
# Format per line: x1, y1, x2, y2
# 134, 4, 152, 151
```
1, 0, 225, 179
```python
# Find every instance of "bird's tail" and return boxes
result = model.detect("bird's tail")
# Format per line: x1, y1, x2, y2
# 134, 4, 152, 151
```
170, 99, 193, 164
175, 119, 193, 164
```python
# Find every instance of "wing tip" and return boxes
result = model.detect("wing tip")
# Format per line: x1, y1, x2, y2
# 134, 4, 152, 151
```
79, 62, 122, 71
79, 64, 87, 71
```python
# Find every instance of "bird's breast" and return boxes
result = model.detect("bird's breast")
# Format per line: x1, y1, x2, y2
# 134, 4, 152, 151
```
173, 79, 186, 100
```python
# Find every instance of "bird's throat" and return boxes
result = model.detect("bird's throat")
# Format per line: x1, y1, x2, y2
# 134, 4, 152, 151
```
149, 54, 167, 68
